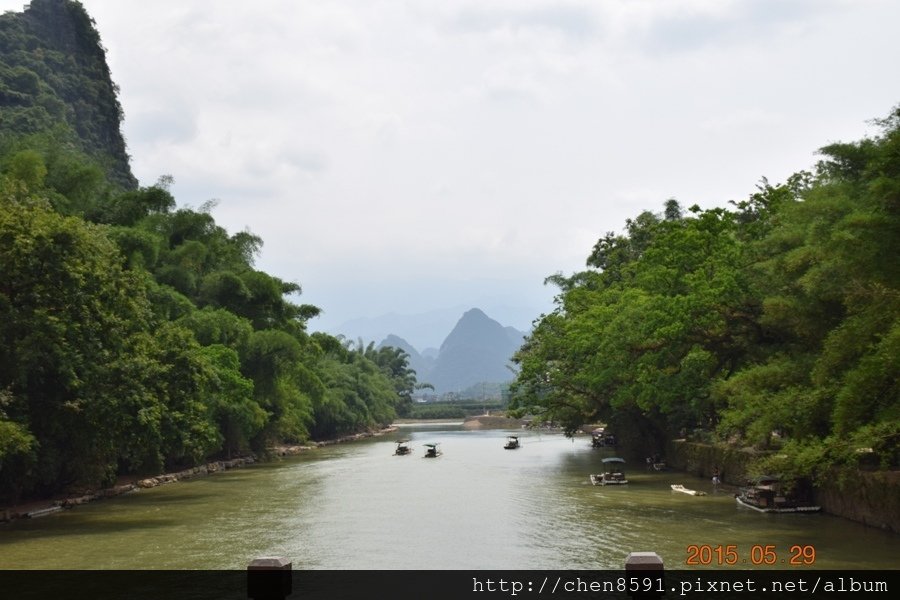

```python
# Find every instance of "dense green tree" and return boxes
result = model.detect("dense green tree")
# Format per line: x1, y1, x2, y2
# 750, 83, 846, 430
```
716, 108, 900, 476
512, 106, 900, 480
304, 335, 414, 438
199, 344, 265, 458
512, 202, 759, 439
178, 306, 253, 349
0, 0, 429, 504
0, 193, 155, 494
241, 329, 319, 444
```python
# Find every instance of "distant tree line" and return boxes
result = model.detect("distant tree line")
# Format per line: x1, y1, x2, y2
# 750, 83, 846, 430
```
511, 107, 900, 482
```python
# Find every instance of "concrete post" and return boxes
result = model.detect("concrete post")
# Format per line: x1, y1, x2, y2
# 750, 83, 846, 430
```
625, 551, 664, 599
247, 556, 292, 600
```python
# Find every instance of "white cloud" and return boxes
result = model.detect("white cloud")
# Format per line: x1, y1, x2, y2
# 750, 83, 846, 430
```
3, 0, 899, 333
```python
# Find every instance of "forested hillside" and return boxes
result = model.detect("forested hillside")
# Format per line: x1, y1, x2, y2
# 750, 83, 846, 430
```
511, 108, 900, 482
0, 0, 418, 503
0, 0, 135, 188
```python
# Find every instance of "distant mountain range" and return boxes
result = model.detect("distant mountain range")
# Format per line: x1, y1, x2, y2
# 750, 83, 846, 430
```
333, 304, 538, 351
376, 308, 527, 394
378, 333, 436, 385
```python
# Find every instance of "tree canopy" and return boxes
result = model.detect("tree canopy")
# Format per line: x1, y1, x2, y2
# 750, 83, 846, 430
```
0, 152, 419, 501
511, 107, 900, 480
0, 1, 420, 501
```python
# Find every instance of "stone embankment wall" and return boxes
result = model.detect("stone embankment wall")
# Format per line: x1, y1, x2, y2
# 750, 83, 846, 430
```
1, 457, 255, 523
2, 426, 399, 523
814, 470, 900, 533
665, 439, 757, 484
272, 426, 398, 455
665, 440, 900, 533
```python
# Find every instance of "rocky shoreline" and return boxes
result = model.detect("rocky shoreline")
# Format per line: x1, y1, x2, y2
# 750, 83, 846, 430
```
271, 426, 397, 455
1, 457, 257, 523
1, 426, 397, 524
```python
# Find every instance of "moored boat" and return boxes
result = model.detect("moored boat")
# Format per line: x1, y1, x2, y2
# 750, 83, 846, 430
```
735, 476, 820, 513
590, 428, 616, 448
590, 457, 628, 485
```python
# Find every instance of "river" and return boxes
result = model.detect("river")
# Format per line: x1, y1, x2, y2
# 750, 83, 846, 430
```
1, 425, 896, 569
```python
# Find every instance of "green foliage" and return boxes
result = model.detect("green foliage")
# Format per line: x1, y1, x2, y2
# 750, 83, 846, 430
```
405, 404, 467, 420
0, 0, 136, 188
513, 107, 900, 479
714, 107, 900, 476
0, 389, 36, 470
4, 0, 888, 497
3, 149, 47, 188
199, 344, 265, 457
0, 1, 428, 503
305, 335, 414, 439
513, 201, 759, 437
241, 329, 317, 444
0, 193, 155, 493
178, 307, 253, 349
0, 126, 109, 214
93, 184, 175, 226
105, 225, 162, 269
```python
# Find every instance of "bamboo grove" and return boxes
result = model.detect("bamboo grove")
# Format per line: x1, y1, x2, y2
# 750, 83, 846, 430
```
0, 140, 420, 502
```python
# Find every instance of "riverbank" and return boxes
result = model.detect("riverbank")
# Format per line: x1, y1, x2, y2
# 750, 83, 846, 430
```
665, 439, 900, 533
462, 414, 528, 429
0, 457, 257, 523
392, 415, 532, 429
270, 426, 397, 455
0, 426, 398, 524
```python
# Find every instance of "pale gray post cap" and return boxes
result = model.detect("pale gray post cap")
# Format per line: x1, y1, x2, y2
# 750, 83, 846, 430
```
625, 551, 665, 570
248, 557, 293, 599
248, 556, 293, 570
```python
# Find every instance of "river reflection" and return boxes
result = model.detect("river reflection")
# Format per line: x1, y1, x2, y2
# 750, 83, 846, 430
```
1, 426, 897, 569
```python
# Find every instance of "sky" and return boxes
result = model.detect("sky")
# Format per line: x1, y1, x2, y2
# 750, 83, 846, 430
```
5, 0, 900, 346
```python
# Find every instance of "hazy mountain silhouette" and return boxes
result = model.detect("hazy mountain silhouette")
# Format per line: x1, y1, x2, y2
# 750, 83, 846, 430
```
376, 308, 526, 394
335, 304, 539, 351
378, 334, 435, 382
338, 307, 470, 352
426, 308, 525, 393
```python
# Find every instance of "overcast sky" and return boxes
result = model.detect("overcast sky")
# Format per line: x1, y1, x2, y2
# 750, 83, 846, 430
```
6, 0, 900, 342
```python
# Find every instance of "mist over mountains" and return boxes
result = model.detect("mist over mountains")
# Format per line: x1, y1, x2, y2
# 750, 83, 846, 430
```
331, 304, 538, 352
374, 308, 527, 395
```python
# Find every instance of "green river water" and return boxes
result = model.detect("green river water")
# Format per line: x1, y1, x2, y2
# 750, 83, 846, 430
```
1, 425, 897, 570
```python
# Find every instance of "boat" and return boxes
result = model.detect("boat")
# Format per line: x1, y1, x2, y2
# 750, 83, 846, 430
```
423, 443, 442, 458
504, 435, 520, 450
735, 476, 821, 513
394, 440, 412, 455
590, 457, 628, 485
643, 453, 667, 471
671, 484, 706, 496
591, 429, 617, 448
25, 506, 63, 518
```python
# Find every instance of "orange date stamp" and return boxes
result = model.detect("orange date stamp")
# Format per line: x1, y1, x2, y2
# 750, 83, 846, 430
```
685, 544, 817, 566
